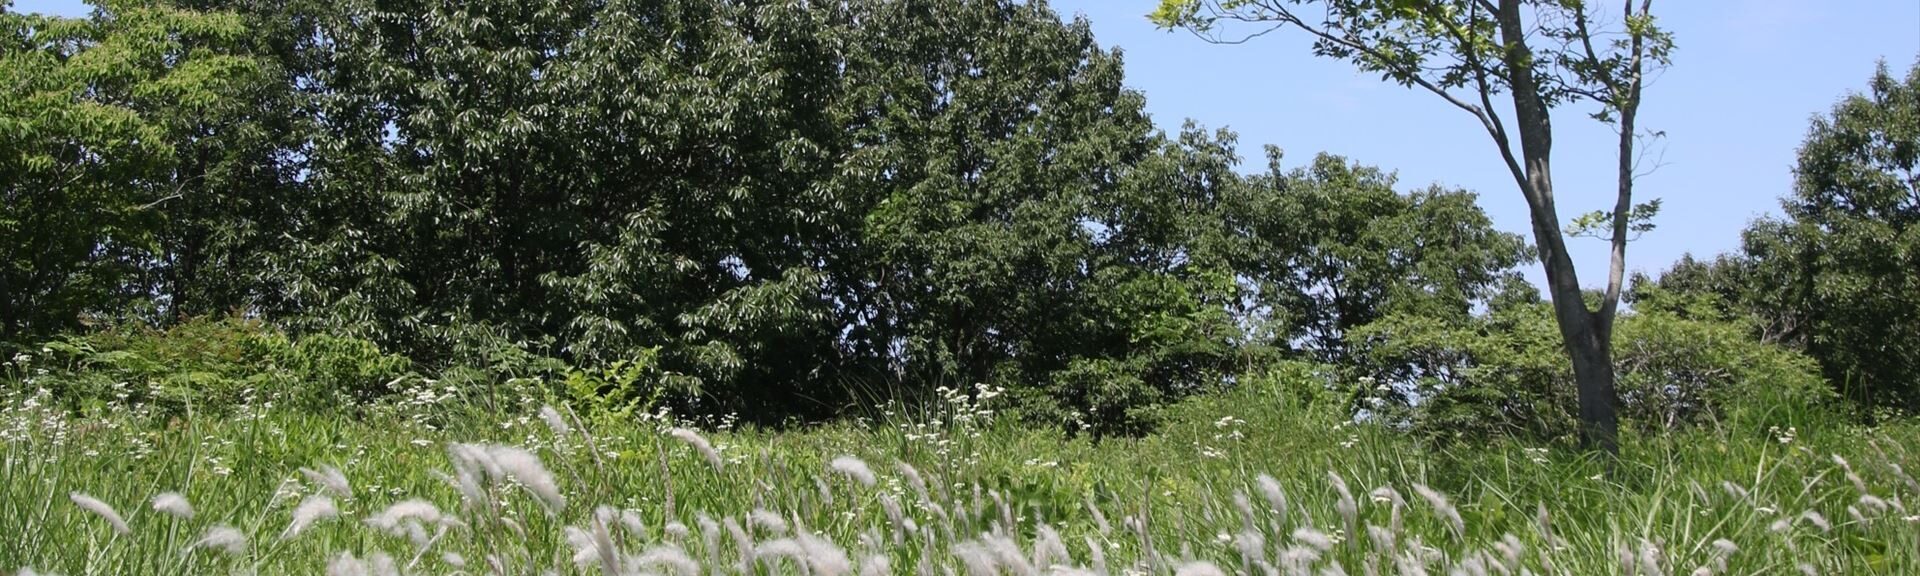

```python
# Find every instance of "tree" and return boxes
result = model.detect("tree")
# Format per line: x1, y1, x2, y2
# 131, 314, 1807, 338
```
1, 2, 267, 345
1152, 0, 1674, 453
1226, 151, 1531, 362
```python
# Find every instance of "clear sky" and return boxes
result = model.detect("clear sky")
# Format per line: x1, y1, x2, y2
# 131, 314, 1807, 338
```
15, 0, 1920, 288
1049, 1, 1920, 288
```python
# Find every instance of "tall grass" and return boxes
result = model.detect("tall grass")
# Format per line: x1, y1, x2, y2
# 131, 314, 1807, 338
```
2, 377, 1916, 574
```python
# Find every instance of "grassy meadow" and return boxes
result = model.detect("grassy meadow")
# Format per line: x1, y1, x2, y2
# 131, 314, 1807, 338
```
4, 374, 1917, 575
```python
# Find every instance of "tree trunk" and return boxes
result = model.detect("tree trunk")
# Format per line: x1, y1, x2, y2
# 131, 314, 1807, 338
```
1497, 0, 1620, 454
0, 271, 15, 342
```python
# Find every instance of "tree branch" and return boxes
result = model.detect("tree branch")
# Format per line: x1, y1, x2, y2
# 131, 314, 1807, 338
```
1597, 0, 1653, 324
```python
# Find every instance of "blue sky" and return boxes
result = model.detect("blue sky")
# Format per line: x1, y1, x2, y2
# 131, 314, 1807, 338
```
16, 0, 1920, 288
1049, 1, 1919, 287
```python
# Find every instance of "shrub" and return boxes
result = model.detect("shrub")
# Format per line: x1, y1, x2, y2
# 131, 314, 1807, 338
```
7, 317, 412, 417
1351, 303, 1834, 444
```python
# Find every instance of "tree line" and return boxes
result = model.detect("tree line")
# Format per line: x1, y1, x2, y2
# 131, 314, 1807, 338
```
4, 0, 1915, 438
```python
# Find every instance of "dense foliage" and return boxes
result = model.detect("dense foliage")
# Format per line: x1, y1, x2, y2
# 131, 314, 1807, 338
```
3, 0, 1912, 441
1, 0, 1533, 434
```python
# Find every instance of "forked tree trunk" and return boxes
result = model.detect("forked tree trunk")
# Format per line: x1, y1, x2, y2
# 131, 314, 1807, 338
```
1497, 0, 1621, 454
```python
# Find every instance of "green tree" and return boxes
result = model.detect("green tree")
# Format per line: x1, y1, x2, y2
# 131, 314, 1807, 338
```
1, 1, 266, 344
1646, 61, 1920, 415
1226, 152, 1531, 362
1152, 0, 1674, 453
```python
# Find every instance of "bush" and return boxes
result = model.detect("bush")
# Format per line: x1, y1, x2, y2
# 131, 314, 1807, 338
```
5, 317, 412, 417
1350, 303, 1833, 444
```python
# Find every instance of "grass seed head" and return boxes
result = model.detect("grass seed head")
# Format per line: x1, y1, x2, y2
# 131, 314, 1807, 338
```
538, 405, 572, 438
670, 427, 724, 471
1174, 561, 1226, 576
151, 491, 194, 519
68, 492, 129, 536
189, 525, 249, 556
300, 465, 353, 499
283, 494, 340, 540
829, 455, 877, 487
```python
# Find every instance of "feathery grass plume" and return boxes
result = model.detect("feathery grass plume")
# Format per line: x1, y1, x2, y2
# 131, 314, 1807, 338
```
1706, 538, 1736, 574
1720, 481, 1750, 502
151, 492, 194, 519
365, 552, 400, 576
815, 476, 835, 508
1769, 516, 1793, 533
441, 552, 465, 569
444, 443, 500, 512
1328, 472, 1357, 537
1799, 510, 1831, 532
188, 525, 249, 555
1494, 533, 1525, 570
991, 490, 1016, 533
300, 465, 353, 499
500, 516, 527, 540
1233, 528, 1267, 570
1085, 536, 1109, 576
1232, 490, 1256, 531
749, 508, 791, 534
798, 531, 854, 576
1890, 463, 1920, 494
724, 517, 755, 572
753, 537, 806, 571
1174, 560, 1226, 576
69, 492, 130, 536
1637, 539, 1666, 576
858, 554, 890, 576
615, 507, 648, 538
1687, 480, 1710, 507
485, 444, 566, 512
564, 525, 613, 573
283, 494, 339, 539
1847, 505, 1869, 524
669, 427, 724, 471
539, 405, 572, 439
1256, 474, 1289, 525
365, 499, 444, 538
633, 545, 700, 575
1084, 493, 1112, 535
1368, 524, 1397, 552
880, 495, 907, 544
1291, 527, 1334, 552
829, 455, 877, 487
896, 461, 928, 502
594, 513, 624, 574
697, 513, 722, 562
1833, 454, 1869, 493
952, 540, 999, 576
1034, 524, 1070, 571
1412, 483, 1464, 539
327, 552, 368, 576
1456, 554, 1491, 576
1372, 485, 1407, 535
1858, 494, 1890, 514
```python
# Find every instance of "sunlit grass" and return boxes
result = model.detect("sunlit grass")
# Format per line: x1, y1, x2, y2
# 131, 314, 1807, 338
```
2, 379, 1916, 575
